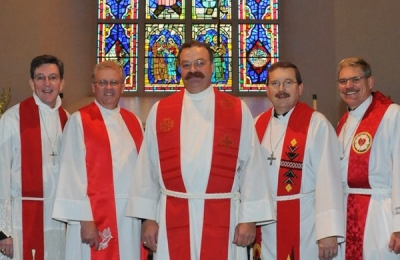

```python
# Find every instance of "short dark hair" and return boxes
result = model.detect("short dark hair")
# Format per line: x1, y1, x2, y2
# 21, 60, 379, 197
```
30, 55, 64, 79
177, 40, 214, 64
266, 61, 302, 85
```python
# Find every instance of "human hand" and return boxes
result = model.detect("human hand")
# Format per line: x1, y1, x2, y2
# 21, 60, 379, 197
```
80, 221, 99, 251
0, 237, 13, 258
232, 222, 256, 247
388, 231, 400, 254
318, 236, 338, 260
141, 220, 159, 252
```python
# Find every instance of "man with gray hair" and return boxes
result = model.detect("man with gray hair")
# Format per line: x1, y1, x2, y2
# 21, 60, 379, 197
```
336, 57, 400, 259
53, 61, 146, 260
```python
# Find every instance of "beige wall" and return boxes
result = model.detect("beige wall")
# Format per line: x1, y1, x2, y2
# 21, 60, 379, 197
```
1, 0, 400, 124
0, 0, 96, 110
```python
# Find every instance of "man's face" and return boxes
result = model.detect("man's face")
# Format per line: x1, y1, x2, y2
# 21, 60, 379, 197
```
29, 64, 64, 108
179, 46, 213, 94
91, 68, 124, 110
266, 67, 303, 114
337, 66, 373, 109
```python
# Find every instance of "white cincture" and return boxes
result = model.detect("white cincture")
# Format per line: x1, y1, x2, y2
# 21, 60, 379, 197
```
161, 188, 241, 259
274, 190, 315, 201
344, 187, 391, 195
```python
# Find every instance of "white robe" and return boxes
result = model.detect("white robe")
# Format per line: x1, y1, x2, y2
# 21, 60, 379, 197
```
338, 95, 400, 259
126, 87, 276, 260
52, 101, 143, 260
0, 93, 68, 260
257, 106, 345, 260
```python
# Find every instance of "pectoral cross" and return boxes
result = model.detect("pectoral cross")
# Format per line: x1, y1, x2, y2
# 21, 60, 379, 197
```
50, 151, 57, 165
267, 152, 276, 165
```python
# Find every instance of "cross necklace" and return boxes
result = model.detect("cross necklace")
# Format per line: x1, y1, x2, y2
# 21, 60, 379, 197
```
267, 119, 286, 165
39, 110, 59, 165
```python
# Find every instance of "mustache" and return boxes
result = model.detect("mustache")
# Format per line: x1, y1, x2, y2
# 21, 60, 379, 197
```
275, 91, 290, 98
185, 71, 205, 80
343, 87, 358, 94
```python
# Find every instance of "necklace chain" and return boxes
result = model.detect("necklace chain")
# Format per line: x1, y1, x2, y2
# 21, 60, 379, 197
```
268, 119, 286, 165
39, 110, 59, 164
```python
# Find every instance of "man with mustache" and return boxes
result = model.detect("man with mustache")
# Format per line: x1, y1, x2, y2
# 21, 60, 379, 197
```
336, 57, 400, 259
126, 40, 276, 259
253, 61, 345, 260
0, 55, 69, 259
52, 61, 146, 260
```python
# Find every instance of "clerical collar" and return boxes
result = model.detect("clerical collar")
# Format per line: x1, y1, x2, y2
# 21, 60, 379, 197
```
347, 106, 359, 112
273, 110, 289, 118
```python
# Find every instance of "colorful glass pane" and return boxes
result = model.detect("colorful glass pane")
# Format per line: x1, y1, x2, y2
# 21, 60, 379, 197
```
192, 24, 232, 91
239, 23, 279, 92
98, 0, 138, 19
97, 23, 138, 91
144, 24, 185, 92
192, 0, 231, 19
146, 0, 184, 19
239, 0, 278, 20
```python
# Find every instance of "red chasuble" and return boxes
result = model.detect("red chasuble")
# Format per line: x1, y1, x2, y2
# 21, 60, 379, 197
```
156, 88, 242, 260
255, 102, 313, 260
80, 102, 143, 260
336, 91, 392, 260
20, 96, 67, 260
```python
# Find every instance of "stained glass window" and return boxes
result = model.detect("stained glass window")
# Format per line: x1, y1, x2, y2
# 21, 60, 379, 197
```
97, 0, 279, 93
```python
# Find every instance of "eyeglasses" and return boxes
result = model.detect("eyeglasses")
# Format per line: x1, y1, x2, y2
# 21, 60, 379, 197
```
180, 59, 208, 70
33, 74, 60, 83
93, 79, 121, 87
268, 79, 298, 88
337, 76, 368, 85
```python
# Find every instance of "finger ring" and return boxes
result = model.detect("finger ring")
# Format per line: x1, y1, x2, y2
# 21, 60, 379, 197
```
0, 249, 5, 253
143, 241, 147, 245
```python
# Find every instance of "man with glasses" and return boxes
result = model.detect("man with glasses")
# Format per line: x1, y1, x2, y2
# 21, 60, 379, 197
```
52, 61, 146, 260
253, 61, 345, 260
0, 55, 69, 259
336, 57, 400, 259
126, 40, 275, 259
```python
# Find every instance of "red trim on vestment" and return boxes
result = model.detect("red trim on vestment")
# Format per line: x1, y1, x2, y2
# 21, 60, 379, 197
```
157, 89, 241, 259
80, 102, 144, 259
255, 103, 313, 260
336, 92, 392, 260
200, 89, 241, 260
20, 97, 67, 260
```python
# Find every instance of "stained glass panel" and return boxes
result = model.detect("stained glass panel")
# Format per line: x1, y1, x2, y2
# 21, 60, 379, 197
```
239, 23, 279, 92
192, 0, 231, 19
192, 24, 232, 91
239, 0, 278, 20
97, 23, 138, 91
146, 0, 185, 19
98, 0, 138, 19
144, 24, 185, 92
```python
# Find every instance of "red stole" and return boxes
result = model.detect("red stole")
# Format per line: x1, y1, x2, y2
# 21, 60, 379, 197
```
156, 88, 242, 260
255, 102, 313, 260
20, 96, 67, 260
80, 102, 143, 260
336, 91, 392, 260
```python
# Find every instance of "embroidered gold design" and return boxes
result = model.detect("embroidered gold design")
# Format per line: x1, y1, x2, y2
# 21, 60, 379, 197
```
285, 184, 292, 192
160, 118, 174, 132
220, 134, 234, 148
290, 138, 297, 146
352, 132, 372, 154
